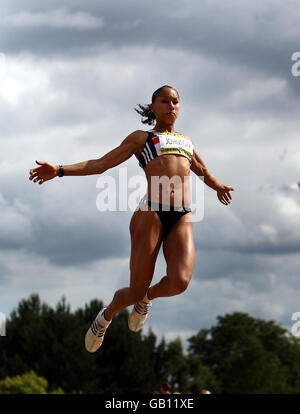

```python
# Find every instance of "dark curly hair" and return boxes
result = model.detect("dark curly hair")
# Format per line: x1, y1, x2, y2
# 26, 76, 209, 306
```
134, 85, 179, 125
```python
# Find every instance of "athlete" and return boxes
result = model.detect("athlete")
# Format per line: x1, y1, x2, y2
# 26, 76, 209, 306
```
29, 85, 235, 353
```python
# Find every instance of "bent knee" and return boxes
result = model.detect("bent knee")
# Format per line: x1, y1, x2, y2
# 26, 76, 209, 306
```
171, 273, 192, 294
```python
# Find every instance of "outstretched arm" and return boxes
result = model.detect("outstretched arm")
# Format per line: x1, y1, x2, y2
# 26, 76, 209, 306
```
191, 148, 223, 191
191, 148, 235, 205
29, 130, 142, 184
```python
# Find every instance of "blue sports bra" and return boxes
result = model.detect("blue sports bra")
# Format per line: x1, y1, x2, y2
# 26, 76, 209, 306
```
137, 129, 194, 169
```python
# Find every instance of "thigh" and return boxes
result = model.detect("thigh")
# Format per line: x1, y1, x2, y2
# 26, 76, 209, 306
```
129, 207, 163, 292
162, 212, 195, 278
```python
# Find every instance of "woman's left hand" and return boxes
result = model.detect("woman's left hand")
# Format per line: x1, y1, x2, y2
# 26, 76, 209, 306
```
217, 185, 235, 205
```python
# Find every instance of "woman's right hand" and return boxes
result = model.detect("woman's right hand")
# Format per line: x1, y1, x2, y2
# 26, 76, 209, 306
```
29, 160, 58, 185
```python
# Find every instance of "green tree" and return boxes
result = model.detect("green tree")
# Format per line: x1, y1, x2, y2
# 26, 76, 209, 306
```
0, 370, 63, 394
0, 294, 160, 393
4, 295, 298, 394
186, 354, 221, 394
152, 336, 167, 389
163, 337, 189, 392
187, 312, 300, 394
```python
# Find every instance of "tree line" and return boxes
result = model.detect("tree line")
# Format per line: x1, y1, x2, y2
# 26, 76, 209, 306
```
0, 293, 299, 394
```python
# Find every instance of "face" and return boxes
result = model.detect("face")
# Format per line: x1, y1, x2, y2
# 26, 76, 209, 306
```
150, 88, 180, 124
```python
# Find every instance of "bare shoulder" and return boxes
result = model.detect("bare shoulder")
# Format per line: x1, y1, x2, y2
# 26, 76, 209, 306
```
121, 129, 148, 156
131, 129, 148, 142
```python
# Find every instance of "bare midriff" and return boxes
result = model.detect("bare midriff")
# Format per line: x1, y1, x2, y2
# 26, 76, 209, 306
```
136, 152, 192, 209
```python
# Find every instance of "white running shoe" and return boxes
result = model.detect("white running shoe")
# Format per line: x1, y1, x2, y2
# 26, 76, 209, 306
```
128, 297, 152, 332
85, 308, 111, 353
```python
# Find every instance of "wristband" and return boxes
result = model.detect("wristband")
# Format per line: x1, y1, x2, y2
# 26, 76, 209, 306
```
58, 165, 64, 177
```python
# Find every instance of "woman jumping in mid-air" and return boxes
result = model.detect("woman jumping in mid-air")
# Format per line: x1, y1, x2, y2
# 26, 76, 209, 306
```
29, 85, 235, 352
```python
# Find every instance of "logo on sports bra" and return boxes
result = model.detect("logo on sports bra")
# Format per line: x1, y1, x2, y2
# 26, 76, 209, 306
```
159, 135, 193, 157
165, 136, 193, 150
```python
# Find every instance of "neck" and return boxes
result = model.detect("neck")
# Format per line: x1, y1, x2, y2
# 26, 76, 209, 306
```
153, 123, 175, 133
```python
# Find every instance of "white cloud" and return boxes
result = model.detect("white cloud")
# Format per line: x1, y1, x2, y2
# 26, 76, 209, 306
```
230, 78, 287, 106
259, 224, 277, 242
276, 195, 300, 217
0, 52, 52, 105
4, 8, 104, 30
0, 193, 33, 246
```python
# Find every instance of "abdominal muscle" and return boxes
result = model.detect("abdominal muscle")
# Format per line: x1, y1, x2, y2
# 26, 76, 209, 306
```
139, 154, 192, 209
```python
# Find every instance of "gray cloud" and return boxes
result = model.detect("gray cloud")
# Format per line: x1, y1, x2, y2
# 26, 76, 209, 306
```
0, 260, 12, 284
2, 0, 300, 81
1, 0, 300, 348
4, 8, 105, 30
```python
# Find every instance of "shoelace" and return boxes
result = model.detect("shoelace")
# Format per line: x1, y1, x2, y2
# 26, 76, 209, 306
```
91, 319, 106, 338
134, 301, 152, 316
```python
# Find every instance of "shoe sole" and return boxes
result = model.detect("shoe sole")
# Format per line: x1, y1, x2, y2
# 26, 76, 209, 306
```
128, 312, 147, 332
85, 308, 109, 352
85, 328, 104, 352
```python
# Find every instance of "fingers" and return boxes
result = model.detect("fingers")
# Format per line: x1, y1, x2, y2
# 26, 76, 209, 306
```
217, 185, 235, 206
223, 187, 234, 203
223, 196, 229, 204
218, 192, 230, 205
29, 162, 42, 181
33, 177, 44, 184
29, 170, 38, 181
29, 161, 48, 181
29, 171, 42, 183
29, 165, 39, 177
218, 193, 227, 205
29, 172, 38, 180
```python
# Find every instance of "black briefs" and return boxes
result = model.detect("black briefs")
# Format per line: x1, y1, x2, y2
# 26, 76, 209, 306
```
146, 200, 192, 240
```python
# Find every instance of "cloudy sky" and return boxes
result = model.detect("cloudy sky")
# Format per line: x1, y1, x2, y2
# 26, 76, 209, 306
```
1, 0, 300, 349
